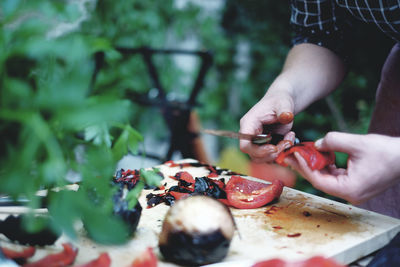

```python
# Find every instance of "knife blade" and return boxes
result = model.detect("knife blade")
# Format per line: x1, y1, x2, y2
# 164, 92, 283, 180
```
202, 129, 280, 145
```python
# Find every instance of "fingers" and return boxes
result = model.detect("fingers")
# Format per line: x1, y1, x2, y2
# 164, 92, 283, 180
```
239, 92, 295, 163
240, 131, 296, 163
240, 143, 278, 163
288, 152, 352, 201
314, 131, 362, 154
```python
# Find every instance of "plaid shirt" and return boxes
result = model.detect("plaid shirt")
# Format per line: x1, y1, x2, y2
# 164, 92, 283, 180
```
290, 0, 400, 58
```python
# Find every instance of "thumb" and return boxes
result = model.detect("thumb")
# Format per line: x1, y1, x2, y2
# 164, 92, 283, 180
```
314, 131, 362, 154
275, 99, 294, 124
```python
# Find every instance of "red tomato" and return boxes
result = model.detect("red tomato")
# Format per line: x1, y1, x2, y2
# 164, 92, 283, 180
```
225, 176, 284, 209
275, 142, 335, 170
252, 256, 345, 267
1, 246, 35, 260
131, 247, 157, 267
23, 243, 78, 267
74, 253, 111, 267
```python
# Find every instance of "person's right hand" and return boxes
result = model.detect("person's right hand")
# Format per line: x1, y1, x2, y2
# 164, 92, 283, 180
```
239, 88, 296, 163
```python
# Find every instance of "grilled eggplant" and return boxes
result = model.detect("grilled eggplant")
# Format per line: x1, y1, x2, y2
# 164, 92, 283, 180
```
159, 195, 235, 266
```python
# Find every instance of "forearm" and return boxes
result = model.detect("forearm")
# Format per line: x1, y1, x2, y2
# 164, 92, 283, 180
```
267, 43, 347, 114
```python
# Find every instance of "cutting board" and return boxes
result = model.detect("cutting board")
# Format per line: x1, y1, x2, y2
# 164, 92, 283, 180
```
1, 159, 400, 266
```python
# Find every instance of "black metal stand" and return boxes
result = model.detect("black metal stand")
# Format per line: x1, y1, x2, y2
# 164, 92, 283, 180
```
91, 46, 213, 162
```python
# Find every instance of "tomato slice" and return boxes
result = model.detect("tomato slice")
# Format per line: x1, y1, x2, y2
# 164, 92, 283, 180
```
23, 243, 78, 267
74, 253, 111, 267
225, 176, 284, 209
276, 142, 335, 170
131, 247, 157, 267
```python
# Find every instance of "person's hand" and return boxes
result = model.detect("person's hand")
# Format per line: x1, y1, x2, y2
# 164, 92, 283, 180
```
284, 132, 400, 204
239, 89, 296, 163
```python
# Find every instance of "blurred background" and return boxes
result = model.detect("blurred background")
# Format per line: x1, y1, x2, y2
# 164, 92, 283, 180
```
1, 0, 396, 201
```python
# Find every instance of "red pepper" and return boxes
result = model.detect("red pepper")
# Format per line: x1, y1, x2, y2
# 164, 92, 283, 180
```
169, 191, 190, 201
1, 246, 35, 260
275, 142, 335, 170
207, 173, 219, 178
225, 176, 284, 209
23, 243, 78, 267
170, 171, 195, 184
130, 247, 157, 267
74, 253, 111, 267
212, 179, 226, 190
251, 256, 345, 267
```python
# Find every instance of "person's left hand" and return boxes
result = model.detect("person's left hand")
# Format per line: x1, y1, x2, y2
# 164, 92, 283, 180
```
283, 132, 400, 204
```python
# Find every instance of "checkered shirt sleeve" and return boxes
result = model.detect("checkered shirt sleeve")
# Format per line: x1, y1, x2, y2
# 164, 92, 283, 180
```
290, 0, 400, 60
290, 0, 351, 59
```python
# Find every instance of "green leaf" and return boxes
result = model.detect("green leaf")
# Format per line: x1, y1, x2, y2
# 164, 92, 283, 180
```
1, 0, 22, 17
140, 168, 163, 187
112, 128, 129, 162
47, 191, 82, 240
84, 123, 113, 148
83, 213, 129, 244
126, 180, 144, 209
126, 125, 143, 155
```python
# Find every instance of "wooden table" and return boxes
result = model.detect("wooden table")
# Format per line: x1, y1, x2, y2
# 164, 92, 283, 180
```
1, 159, 400, 266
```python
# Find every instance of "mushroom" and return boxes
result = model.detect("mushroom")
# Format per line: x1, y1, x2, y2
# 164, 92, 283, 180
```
159, 195, 235, 266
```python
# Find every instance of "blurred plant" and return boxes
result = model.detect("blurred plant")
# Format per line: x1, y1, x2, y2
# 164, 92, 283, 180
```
0, 0, 165, 244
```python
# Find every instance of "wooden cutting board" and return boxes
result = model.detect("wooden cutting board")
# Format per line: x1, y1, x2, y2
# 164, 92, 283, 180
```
1, 159, 400, 266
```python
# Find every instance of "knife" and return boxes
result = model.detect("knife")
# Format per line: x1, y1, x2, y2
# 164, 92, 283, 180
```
202, 129, 285, 145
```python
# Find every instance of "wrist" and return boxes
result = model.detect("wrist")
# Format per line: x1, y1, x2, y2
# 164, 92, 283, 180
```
265, 75, 300, 114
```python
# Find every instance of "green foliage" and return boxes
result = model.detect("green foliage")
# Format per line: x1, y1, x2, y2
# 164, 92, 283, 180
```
0, 0, 165, 244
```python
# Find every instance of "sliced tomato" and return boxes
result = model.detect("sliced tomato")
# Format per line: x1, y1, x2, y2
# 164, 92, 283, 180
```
276, 142, 335, 171
225, 176, 284, 209
23, 243, 78, 267
74, 253, 111, 267
252, 256, 345, 267
131, 247, 157, 267
1, 246, 35, 260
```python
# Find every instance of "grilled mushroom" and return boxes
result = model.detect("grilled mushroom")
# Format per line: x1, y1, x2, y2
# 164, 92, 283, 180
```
159, 195, 235, 266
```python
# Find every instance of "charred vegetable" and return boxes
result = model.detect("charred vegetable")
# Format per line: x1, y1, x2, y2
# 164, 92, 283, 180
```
0, 215, 60, 246
112, 184, 142, 235
159, 196, 235, 266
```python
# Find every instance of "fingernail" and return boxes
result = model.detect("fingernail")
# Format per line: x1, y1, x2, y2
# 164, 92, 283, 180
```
315, 138, 322, 148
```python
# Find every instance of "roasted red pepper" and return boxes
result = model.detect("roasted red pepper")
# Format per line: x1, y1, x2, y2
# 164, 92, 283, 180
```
171, 171, 195, 184
74, 253, 111, 267
225, 176, 284, 209
130, 247, 157, 267
252, 256, 345, 267
275, 142, 335, 170
23, 243, 78, 267
1, 246, 35, 260
169, 191, 190, 201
